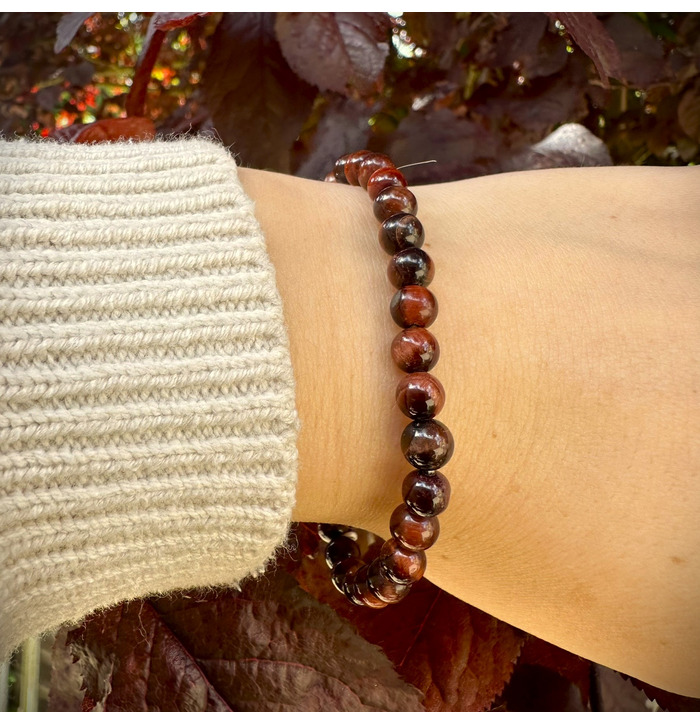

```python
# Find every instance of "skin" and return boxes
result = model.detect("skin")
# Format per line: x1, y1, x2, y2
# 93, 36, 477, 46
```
238, 164, 700, 697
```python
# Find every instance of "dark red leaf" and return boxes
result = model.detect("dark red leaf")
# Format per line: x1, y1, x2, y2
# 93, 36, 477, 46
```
678, 85, 700, 141
141, 12, 208, 61
66, 572, 423, 712
629, 676, 700, 712
276, 12, 391, 95
54, 12, 93, 54
603, 14, 667, 88
547, 12, 622, 86
73, 117, 156, 143
203, 13, 317, 173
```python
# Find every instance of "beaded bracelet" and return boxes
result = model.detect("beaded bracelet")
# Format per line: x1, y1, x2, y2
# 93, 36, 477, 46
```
318, 150, 454, 608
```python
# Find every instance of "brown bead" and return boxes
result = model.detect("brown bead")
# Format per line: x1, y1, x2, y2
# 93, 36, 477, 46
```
374, 187, 418, 222
390, 503, 440, 550
325, 535, 361, 568
367, 167, 407, 201
318, 523, 355, 543
388, 248, 434, 288
391, 327, 440, 373
324, 171, 337, 182
379, 213, 424, 255
396, 372, 445, 419
401, 418, 454, 470
330, 557, 363, 595
379, 538, 426, 584
344, 150, 373, 186
350, 565, 389, 608
366, 558, 410, 603
402, 469, 451, 517
333, 154, 351, 184
390, 285, 438, 328
357, 154, 395, 189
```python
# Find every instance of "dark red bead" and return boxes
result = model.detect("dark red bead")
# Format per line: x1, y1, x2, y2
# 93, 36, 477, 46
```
331, 557, 363, 595
333, 154, 351, 184
396, 372, 445, 419
390, 503, 440, 550
391, 327, 440, 373
367, 167, 407, 201
318, 523, 355, 543
324, 171, 336, 182
344, 150, 373, 186
366, 558, 410, 603
388, 248, 434, 288
402, 470, 451, 517
390, 286, 438, 328
379, 538, 427, 584
325, 535, 361, 568
401, 418, 454, 470
379, 213, 424, 255
374, 187, 417, 222
351, 565, 389, 608
357, 154, 395, 189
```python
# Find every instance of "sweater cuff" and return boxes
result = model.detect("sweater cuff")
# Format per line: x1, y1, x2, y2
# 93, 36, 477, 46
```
0, 137, 299, 662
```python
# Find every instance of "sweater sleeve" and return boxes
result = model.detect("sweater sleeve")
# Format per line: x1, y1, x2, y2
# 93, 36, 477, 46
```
0, 137, 300, 663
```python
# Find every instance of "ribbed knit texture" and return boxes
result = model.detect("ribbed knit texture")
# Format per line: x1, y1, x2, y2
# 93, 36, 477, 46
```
0, 138, 299, 663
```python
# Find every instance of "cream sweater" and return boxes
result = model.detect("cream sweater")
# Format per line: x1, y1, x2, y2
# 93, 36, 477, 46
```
0, 138, 300, 663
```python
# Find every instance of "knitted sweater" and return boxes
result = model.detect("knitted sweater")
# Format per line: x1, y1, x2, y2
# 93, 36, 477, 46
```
0, 138, 300, 663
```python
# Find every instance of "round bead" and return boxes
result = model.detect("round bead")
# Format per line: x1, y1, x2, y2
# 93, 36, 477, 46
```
390, 503, 440, 550
379, 213, 424, 255
367, 167, 407, 201
318, 523, 355, 543
366, 558, 410, 603
357, 154, 395, 189
395, 372, 445, 419
390, 286, 438, 328
388, 248, 434, 288
401, 418, 454, 470
324, 171, 337, 182
344, 150, 373, 186
351, 566, 389, 608
378, 538, 427, 584
391, 327, 440, 373
402, 470, 451, 517
325, 535, 361, 568
333, 154, 351, 184
331, 557, 363, 595
373, 187, 418, 222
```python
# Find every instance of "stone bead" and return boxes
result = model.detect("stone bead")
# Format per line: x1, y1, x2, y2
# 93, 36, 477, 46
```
344, 150, 373, 185
401, 418, 454, 470
373, 187, 418, 222
390, 503, 440, 550
333, 154, 351, 184
350, 565, 389, 608
391, 327, 440, 373
395, 372, 445, 419
378, 538, 427, 584
402, 469, 451, 517
390, 285, 438, 328
330, 557, 363, 595
366, 558, 410, 603
388, 248, 434, 288
367, 167, 407, 201
379, 213, 424, 255
357, 154, 395, 189
325, 535, 361, 569
318, 523, 354, 543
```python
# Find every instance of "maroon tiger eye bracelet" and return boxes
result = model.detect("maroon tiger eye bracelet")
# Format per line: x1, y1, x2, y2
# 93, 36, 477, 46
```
319, 150, 454, 608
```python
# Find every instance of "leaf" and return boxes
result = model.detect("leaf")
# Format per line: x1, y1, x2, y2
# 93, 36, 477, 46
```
75, 117, 156, 143
628, 676, 700, 712
678, 85, 700, 142
291, 524, 525, 711
49, 627, 85, 712
603, 14, 667, 89
203, 13, 317, 173
547, 12, 622, 86
66, 572, 423, 712
54, 12, 93, 54
275, 12, 391, 95
141, 12, 208, 61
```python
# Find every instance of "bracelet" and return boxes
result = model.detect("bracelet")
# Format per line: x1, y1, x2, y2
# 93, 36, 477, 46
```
319, 151, 453, 608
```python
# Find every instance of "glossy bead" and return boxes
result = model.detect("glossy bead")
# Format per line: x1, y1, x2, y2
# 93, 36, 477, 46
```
378, 538, 427, 584
388, 248, 434, 288
344, 150, 373, 186
318, 523, 355, 543
391, 327, 440, 373
366, 558, 410, 603
324, 171, 337, 182
357, 154, 395, 189
331, 557, 363, 595
395, 372, 445, 419
390, 285, 438, 328
402, 469, 451, 517
325, 535, 361, 568
367, 167, 407, 201
379, 213, 424, 255
351, 566, 389, 608
333, 154, 351, 184
401, 418, 454, 470
373, 187, 417, 222
390, 503, 440, 550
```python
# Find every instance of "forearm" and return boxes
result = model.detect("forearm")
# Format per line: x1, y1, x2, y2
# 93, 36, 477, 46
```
239, 165, 700, 695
